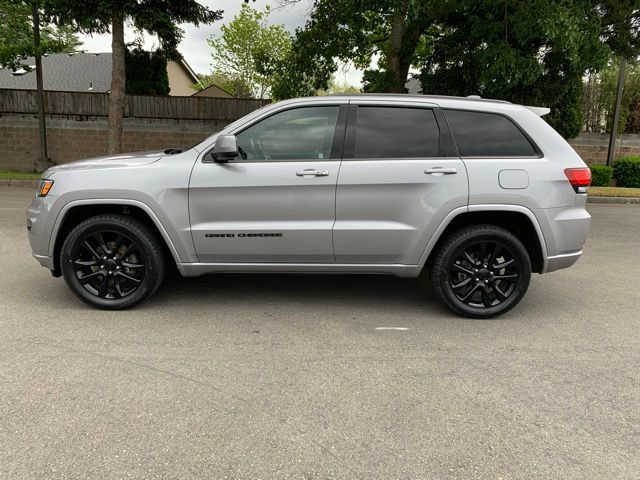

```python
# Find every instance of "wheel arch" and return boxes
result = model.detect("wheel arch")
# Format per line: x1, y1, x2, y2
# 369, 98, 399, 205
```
50, 200, 181, 277
420, 205, 547, 274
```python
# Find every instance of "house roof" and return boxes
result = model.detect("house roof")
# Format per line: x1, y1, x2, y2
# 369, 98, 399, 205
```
0, 52, 113, 92
178, 58, 199, 84
192, 82, 234, 98
0, 52, 200, 94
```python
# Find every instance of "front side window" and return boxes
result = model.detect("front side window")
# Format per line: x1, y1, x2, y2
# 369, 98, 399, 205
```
354, 107, 440, 158
444, 109, 538, 157
236, 106, 339, 161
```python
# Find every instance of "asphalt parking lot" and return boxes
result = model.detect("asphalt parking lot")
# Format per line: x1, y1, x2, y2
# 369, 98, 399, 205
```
1, 186, 639, 479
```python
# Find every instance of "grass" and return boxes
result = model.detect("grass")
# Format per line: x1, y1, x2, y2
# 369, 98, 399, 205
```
588, 186, 640, 197
0, 170, 41, 180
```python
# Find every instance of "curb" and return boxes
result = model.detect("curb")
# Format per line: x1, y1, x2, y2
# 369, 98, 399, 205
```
587, 196, 640, 204
1, 179, 639, 204
0, 179, 39, 188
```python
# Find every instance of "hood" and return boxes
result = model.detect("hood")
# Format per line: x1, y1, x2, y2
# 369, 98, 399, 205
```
43, 150, 164, 176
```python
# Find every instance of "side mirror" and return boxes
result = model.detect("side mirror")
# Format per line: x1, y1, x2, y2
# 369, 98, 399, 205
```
204, 134, 239, 163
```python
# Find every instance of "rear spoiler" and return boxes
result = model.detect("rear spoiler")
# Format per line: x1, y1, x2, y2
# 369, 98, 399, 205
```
525, 106, 550, 116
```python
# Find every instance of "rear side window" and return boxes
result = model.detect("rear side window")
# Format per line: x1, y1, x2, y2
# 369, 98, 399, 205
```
355, 107, 440, 158
444, 109, 538, 157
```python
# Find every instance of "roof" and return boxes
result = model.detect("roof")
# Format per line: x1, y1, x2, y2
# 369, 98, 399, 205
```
0, 52, 200, 94
178, 58, 199, 84
0, 52, 112, 92
191, 82, 234, 98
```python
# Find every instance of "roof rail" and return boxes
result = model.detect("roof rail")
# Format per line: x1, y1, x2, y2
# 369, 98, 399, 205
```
325, 93, 513, 104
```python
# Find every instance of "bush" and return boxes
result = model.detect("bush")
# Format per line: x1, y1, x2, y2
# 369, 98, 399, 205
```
613, 157, 640, 188
125, 48, 169, 96
589, 165, 613, 186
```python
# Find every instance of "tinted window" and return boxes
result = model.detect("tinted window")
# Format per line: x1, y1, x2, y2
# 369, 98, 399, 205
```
355, 107, 440, 158
444, 109, 537, 157
236, 106, 339, 161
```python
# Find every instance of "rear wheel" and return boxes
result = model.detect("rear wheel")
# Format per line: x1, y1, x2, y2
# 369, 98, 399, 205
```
430, 225, 531, 318
60, 214, 166, 310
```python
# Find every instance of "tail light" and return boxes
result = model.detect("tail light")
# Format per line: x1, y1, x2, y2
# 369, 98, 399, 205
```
564, 168, 591, 193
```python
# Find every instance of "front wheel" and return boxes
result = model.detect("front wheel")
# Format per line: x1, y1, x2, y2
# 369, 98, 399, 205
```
60, 214, 166, 310
430, 225, 531, 318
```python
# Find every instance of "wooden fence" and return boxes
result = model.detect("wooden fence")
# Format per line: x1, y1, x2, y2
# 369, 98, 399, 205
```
0, 89, 269, 120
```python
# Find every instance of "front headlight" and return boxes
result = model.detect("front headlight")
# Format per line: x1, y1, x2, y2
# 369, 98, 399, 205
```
37, 179, 54, 197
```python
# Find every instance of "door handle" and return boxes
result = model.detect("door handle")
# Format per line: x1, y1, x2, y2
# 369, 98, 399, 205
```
425, 167, 457, 176
296, 169, 329, 177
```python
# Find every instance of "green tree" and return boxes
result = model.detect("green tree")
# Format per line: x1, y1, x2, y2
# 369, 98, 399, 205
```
206, 4, 291, 99
583, 61, 640, 134
271, 0, 439, 99
44, 0, 221, 153
413, 1, 611, 138
43, 24, 83, 53
0, 1, 84, 172
273, 0, 640, 138
317, 78, 361, 96
125, 48, 169, 96
0, 0, 81, 70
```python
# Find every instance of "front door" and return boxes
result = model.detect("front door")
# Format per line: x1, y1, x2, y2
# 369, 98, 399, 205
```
334, 102, 469, 264
189, 104, 345, 263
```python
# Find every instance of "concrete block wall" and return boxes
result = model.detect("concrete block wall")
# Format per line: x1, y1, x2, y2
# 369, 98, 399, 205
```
569, 133, 640, 165
0, 114, 226, 171
3, 110, 640, 171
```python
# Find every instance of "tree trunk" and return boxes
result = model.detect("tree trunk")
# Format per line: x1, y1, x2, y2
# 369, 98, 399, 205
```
386, 3, 407, 93
108, 9, 126, 154
385, 1, 420, 93
32, 1, 49, 172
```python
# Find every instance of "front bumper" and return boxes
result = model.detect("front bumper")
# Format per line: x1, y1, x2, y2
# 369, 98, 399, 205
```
26, 193, 58, 273
32, 253, 55, 270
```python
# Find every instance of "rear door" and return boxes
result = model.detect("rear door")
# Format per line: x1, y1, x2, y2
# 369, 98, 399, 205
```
189, 103, 346, 263
333, 101, 469, 264
441, 108, 574, 210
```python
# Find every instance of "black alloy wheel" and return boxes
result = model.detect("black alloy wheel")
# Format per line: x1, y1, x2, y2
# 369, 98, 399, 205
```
71, 230, 145, 299
61, 214, 166, 310
430, 224, 531, 318
448, 240, 520, 309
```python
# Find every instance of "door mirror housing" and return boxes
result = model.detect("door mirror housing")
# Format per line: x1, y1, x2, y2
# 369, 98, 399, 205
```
204, 134, 239, 163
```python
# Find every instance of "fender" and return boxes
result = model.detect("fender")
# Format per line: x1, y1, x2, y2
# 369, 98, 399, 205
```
417, 204, 549, 272
416, 206, 467, 267
48, 198, 182, 264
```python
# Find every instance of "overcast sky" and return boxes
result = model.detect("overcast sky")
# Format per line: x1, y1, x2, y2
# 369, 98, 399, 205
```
77, 0, 364, 86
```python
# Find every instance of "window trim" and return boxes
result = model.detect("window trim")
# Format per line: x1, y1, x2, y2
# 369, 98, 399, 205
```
442, 108, 543, 159
342, 104, 454, 160
204, 104, 347, 164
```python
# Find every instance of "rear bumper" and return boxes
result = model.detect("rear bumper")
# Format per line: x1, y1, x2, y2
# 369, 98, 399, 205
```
535, 196, 590, 273
544, 251, 582, 273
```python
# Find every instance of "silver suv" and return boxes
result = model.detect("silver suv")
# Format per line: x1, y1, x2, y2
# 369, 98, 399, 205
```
26, 94, 591, 318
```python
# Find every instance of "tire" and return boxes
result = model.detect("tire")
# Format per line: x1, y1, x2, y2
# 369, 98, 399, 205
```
60, 214, 166, 310
430, 224, 531, 318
